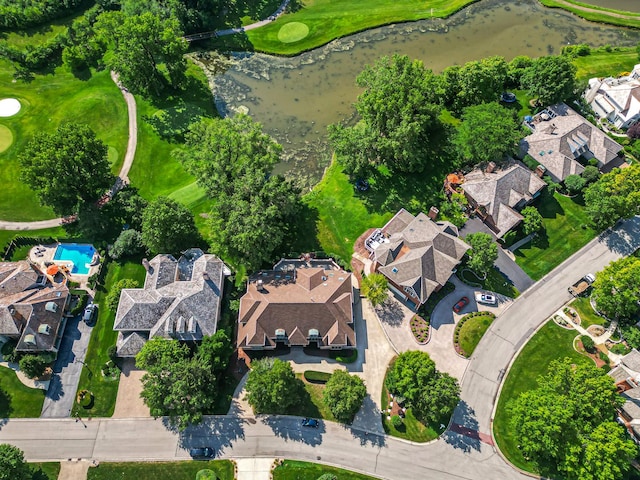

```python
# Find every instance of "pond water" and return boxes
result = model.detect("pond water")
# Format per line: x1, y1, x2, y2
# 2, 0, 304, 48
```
581, 0, 640, 12
204, 0, 640, 186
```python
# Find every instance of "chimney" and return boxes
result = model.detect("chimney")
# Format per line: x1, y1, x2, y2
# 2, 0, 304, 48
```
486, 161, 496, 174
257, 279, 265, 292
142, 258, 150, 272
428, 206, 439, 221
535, 165, 547, 178
202, 272, 209, 281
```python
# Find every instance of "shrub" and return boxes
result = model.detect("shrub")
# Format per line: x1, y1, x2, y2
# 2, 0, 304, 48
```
106, 278, 140, 311
196, 470, 218, 480
70, 290, 89, 316
581, 335, 595, 353
391, 414, 404, 429
564, 174, 586, 194
303, 370, 331, 384
317, 475, 338, 480
107, 345, 118, 361
109, 229, 144, 259
609, 343, 631, 355
1, 339, 19, 363
19, 354, 52, 379
581, 165, 600, 184
628, 123, 640, 139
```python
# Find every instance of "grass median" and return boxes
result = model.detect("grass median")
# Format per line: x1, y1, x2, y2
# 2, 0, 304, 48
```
273, 460, 378, 480
87, 460, 234, 480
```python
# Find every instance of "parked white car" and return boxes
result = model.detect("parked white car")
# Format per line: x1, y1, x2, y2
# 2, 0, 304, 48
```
475, 292, 497, 306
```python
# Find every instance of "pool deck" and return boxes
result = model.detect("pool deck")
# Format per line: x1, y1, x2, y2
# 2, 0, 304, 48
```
29, 243, 101, 286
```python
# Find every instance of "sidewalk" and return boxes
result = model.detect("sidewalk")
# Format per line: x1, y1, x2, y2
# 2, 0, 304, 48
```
236, 458, 275, 480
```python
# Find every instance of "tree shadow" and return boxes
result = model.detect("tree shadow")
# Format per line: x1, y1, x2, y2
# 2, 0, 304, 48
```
535, 190, 564, 219
602, 216, 640, 256
42, 375, 64, 403
0, 386, 13, 419
347, 425, 386, 448
444, 400, 481, 453
279, 202, 321, 257
260, 414, 324, 446
176, 416, 246, 456
374, 298, 405, 327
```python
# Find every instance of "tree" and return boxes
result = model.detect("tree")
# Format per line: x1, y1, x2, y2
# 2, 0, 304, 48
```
592, 256, 640, 322
141, 196, 199, 254
564, 174, 586, 194
244, 358, 305, 414
581, 165, 600, 184
106, 278, 140, 311
18, 354, 52, 379
453, 102, 523, 166
316, 475, 338, 480
584, 164, 640, 230
329, 54, 444, 174
627, 122, 640, 139
622, 325, 640, 349
322, 370, 367, 423
506, 55, 534, 89
465, 232, 498, 278
521, 206, 543, 236
581, 335, 595, 353
175, 116, 300, 270
360, 273, 388, 307
109, 229, 144, 259
385, 351, 459, 423
0, 444, 32, 480
19, 123, 113, 216
508, 359, 632, 479
439, 192, 468, 228
521, 55, 578, 106
95, 11, 188, 96
136, 332, 231, 429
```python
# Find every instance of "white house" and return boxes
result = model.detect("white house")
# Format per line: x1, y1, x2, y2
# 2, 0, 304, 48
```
585, 63, 640, 129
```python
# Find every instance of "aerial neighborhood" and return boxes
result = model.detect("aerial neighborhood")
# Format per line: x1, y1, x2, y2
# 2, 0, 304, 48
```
2, 1, 640, 480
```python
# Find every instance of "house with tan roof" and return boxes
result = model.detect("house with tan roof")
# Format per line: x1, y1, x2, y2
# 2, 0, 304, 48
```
608, 349, 640, 442
0, 260, 69, 354
113, 248, 228, 357
237, 258, 354, 351
365, 209, 469, 310
460, 161, 546, 238
520, 103, 624, 182
585, 64, 640, 129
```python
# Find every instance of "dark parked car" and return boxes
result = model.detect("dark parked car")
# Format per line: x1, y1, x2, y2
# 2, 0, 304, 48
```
453, 296, 469, 313
189, 447, 214, 459
301, 418, 319, 428
82, 303, 97, 325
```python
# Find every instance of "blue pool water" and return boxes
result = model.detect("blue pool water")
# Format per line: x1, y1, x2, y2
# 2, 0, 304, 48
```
53, 243, 95, 275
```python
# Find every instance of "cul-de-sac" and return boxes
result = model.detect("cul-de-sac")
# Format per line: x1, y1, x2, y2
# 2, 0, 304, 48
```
2, 1, 640, 479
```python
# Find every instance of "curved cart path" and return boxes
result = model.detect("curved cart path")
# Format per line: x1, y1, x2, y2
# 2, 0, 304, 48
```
0, 72, 137, 231
546, 0, 640, 21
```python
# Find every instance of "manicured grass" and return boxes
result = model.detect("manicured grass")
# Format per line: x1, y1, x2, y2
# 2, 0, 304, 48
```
513, 191, 597, 281
539, 0, 640, 29
31, 462, 61, 480
87, 460, 235, 480
303, 161, 392, 262
380, 384, 440, 443
72, 260, 146, 418
0, 124, 13, 153
293, 373, 336, 421
571, 296, 607, 327
273, 460, 378, 480
0, 59, 128, 221
0, 365, 46, 417
573, 47, 639, 81
493, 321, 590, 473
214, 0, 477, 55
456, 312, 495, 357
0, 226, 67, 254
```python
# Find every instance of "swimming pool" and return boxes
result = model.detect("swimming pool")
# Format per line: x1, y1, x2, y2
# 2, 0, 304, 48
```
53, 243, 96, 275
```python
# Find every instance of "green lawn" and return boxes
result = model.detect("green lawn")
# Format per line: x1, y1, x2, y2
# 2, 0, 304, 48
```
513, 191, 597, 281
72, 260, 146, 418
31, 462, 61, 480
459, 268, 519, 299
273, 460, 378, 480
0, 59, 128, 221
573, 47, 639, 81
493, 321, 590, 473
539, 0, 640, 29
571, 296, 607, 328
380, 384, 440, 443
456, 312, 495, 357
214, 0, 477, 55
87, 460, 235, 480
0, 365, 46, 417
303, 161, 392, 262
292, 373, 336, 421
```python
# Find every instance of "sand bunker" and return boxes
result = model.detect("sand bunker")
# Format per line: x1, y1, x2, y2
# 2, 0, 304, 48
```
0, 98, 21, 117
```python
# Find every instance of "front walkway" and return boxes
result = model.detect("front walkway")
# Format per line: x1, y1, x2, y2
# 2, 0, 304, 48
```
57, 460, 91, 480
236, 458, 275, 480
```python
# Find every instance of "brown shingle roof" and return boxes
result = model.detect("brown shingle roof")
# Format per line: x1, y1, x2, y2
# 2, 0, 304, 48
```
237, 259, 354, 349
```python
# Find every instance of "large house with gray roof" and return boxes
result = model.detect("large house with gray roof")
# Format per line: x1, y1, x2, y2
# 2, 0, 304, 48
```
520, 103, 624, 182
366, 209, 469, 310
461, 161, 546, 238
237, 258, 354, 351
113, 249, 228, 357
0, 260, 69, 354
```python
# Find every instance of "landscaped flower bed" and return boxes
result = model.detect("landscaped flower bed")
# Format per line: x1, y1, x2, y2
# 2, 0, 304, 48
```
410, 315, 430, 344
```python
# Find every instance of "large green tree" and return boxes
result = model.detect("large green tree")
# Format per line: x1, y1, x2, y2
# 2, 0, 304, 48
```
0, 444, 32, 480
244, 358, 305, 414
508, 359, 633, 479
592, 256, 640, 322
136, 331, 232, 429
385, 351, 460, 424
584, 164, 640, 231
521, 206, 543, 236
360, 273, 388, 307
322, 370, 367, 424
329, 54, 443, 174
453, 102, 523, 166
95, 11, 187, 96
521, 55, 578, 106
19, 123, 113, 216
465, 232, 497, 278
141, 196, 199, 254
175, 115, 300, 270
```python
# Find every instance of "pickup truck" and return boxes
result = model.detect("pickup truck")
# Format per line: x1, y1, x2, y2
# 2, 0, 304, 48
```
568, 273, 596, 297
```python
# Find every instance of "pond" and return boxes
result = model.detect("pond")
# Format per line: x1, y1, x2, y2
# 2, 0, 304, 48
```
206, 0, 640, 186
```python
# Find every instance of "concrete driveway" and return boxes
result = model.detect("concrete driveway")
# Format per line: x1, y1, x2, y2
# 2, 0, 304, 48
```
41, 315, 93, 418
112, 359, 149, 418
